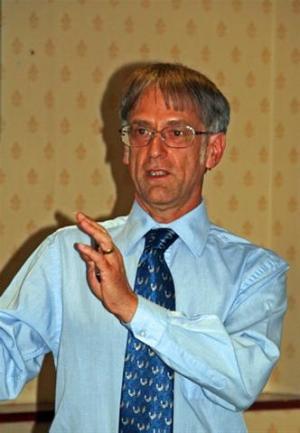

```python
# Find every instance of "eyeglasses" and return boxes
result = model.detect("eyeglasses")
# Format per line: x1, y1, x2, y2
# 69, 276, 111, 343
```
119, 124, 215, 148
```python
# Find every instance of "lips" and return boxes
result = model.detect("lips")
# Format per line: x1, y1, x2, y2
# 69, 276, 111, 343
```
147, 169, 169, 177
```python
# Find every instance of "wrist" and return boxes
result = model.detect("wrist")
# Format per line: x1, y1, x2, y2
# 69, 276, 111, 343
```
114, 291, 138, 323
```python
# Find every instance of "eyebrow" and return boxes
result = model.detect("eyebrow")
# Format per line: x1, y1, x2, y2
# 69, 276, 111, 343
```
130, 119, 192, 127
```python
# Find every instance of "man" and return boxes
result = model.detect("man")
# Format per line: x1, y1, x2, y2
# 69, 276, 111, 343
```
0, 63, 288, 433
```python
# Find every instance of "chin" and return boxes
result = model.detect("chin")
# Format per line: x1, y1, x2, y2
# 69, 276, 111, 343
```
146, 199, 180, 214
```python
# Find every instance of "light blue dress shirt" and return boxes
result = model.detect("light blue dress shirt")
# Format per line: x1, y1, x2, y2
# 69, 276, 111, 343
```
0, 202, 288, 433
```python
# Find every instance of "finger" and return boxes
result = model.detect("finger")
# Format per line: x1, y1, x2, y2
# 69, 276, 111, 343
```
76, 248, 92, 263
76, 212, 106, 233
76, 244, 103, 286
86, 260, 102, 288
76, 242, 105, 263
76, 213, 114, 253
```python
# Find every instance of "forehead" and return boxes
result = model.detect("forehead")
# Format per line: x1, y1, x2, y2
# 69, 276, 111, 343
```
129, 86, 202, 123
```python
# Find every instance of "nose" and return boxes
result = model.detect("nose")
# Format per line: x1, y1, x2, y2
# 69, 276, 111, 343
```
147, 131, 167, 159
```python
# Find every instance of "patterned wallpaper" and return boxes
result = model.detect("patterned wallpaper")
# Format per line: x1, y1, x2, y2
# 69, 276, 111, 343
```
0, 0, 299, 423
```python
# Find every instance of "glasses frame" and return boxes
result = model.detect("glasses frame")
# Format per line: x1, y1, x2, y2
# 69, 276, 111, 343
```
119, 124, 216, 149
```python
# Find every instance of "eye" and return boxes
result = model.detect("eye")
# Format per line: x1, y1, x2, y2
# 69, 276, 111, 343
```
131, 126, 149, 137
172, 128, 184, 137
167, 127, 186, 138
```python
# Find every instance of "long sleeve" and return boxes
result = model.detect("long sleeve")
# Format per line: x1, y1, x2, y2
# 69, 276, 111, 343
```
0, 202, 289, 433
0, 234, 62, 400
127, 245, 288, 412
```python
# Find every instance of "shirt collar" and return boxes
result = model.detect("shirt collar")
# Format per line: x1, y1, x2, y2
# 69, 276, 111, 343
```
119, 200, 210, 257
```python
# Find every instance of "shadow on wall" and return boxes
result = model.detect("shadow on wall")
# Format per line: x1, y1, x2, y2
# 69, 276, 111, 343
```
101, 61, 147, 218
0, 62, 146, 288
0, 62, 146, 430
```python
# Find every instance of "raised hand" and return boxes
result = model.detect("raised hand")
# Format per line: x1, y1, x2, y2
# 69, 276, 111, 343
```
75, 212, 137, 323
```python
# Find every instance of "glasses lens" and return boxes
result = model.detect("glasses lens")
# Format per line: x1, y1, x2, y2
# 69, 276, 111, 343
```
121, 125, 150, 147
131, 125, 151, 147
120, 125, 195, 148
164, 125, 195, 148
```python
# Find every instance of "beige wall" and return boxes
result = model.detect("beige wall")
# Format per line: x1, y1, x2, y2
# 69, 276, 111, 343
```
0, 0, 299, 418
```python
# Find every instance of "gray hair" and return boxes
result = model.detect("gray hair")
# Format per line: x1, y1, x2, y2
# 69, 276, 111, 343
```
119, 63, 230, 133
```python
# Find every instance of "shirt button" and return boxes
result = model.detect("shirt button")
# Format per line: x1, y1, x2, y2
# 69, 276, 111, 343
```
139, 330, 146, 338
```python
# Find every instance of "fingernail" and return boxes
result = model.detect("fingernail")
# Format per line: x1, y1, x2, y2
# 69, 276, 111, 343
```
75, 242, 85, 251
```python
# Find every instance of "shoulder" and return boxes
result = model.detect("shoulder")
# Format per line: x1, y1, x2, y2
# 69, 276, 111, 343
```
47, 214, 129, 245
208, 223, 288, 279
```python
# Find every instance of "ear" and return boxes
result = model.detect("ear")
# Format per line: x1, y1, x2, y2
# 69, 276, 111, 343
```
122, 146, 130, 165
205, 133, 226, 170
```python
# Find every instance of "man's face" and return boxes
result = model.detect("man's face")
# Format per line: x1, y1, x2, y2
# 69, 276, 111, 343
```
123, 87, 223, 222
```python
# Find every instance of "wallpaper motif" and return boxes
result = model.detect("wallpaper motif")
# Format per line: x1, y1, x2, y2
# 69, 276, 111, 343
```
0, 1, 299, 428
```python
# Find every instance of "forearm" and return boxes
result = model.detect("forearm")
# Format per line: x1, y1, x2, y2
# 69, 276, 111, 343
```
0, 233, 62, 400
0, 314, 48, 400
126, 278, 286, 411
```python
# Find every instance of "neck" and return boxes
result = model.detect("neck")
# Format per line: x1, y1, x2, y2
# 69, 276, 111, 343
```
135, 196, 202, 223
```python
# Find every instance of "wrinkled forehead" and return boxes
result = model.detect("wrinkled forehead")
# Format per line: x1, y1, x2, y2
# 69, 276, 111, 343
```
130, 84, 202, 120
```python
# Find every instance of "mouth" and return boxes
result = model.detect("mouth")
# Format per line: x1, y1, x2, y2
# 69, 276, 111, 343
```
147, 169, 170, 178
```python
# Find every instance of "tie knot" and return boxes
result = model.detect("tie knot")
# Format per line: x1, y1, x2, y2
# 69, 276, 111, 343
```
144, 228, 178, 252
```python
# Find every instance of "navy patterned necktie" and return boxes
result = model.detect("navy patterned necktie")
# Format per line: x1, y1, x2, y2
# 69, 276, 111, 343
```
119, 228, 178, 433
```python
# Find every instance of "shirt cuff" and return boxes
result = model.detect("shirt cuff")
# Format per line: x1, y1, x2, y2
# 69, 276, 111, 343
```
124, 295, 169, 348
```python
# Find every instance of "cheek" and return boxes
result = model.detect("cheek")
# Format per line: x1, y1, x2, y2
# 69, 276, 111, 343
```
180, 153, 201, 175
127, 152, 143, 181
181, 154, 205, 185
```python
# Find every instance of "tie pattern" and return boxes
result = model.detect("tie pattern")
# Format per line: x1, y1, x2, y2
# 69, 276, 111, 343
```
119, 228, 178, 433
